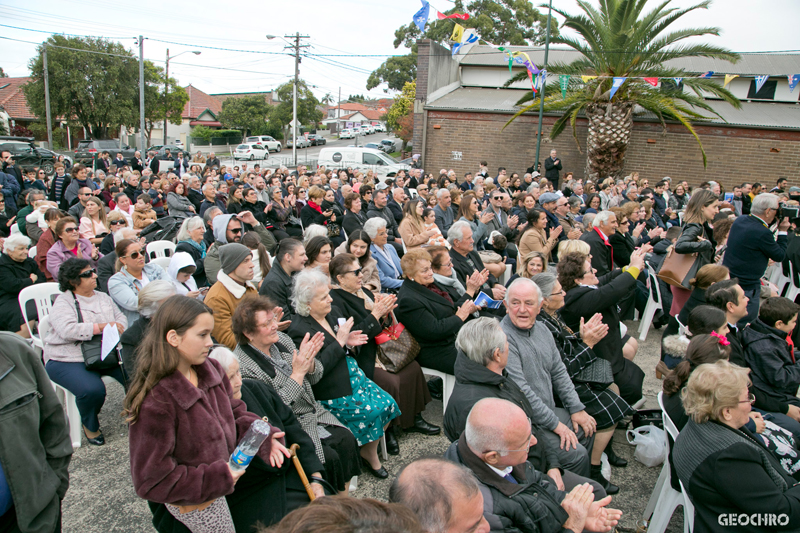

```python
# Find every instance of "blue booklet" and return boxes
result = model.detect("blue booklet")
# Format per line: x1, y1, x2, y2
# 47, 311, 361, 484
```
474, 291, 502, 309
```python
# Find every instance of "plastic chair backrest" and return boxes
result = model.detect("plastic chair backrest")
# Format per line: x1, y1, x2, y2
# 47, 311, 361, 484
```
145, 240, 176, 260
658, 391, 680, 442
647, 264, 662, 305
28, 245, 37, 259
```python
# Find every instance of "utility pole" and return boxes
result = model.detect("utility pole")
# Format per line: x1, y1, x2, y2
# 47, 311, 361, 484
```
286, 33, 309, 168
164, 48, 170, 144
534, 0, 554, 175
337, 87, 341, 134
42, 44, 53, 150
138, 35, 146, 152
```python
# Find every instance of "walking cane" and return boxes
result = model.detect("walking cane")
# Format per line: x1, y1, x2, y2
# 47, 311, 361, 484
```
289, 443, 316, 501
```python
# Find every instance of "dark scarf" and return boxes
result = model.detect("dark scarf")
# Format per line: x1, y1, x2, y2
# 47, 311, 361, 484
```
426, 283, 453, 304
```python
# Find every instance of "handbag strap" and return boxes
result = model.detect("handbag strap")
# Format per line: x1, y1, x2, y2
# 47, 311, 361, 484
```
72, 291, 86, 324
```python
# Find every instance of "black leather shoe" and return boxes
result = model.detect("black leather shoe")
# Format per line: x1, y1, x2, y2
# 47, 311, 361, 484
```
406, 414, 441, 435
385, 427, 400, 455
361, 457, 389, 479
427, 378, 443, 401
590, 464, 619, 495
85, 429, 105, 446
605, 439, 628, 467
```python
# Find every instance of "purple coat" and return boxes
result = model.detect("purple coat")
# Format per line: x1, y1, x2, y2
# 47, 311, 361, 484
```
45, 238, 100, 280
129, 358, 280, 506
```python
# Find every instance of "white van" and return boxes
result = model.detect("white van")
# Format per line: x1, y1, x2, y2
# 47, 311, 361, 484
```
317, 147, 410, 178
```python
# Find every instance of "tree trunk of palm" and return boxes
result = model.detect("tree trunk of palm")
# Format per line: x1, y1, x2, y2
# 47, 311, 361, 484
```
584, 101, 634, 180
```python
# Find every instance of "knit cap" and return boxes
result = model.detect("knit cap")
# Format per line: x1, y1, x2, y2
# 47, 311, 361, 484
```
219, 243, 252, 275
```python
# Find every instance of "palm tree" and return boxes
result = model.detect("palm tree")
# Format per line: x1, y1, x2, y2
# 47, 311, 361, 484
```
505, 0, 741, 179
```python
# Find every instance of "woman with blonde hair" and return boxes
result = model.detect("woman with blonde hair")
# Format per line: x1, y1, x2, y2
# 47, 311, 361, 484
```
398, 199, 435, 250
505, 250, 548, 287
79, 196, 110, 245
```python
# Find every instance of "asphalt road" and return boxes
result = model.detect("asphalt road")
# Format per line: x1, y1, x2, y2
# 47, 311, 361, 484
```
218, 133, 404, 170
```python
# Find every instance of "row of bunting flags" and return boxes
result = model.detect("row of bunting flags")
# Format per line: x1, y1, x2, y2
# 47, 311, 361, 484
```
411, 2, 800, 99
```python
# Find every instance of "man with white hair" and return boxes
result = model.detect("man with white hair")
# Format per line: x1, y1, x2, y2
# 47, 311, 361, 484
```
365, 217, 403, 291
501, 278, 602, 487
579, 211, 617, 276
434, 188, 455, 238
448, 221, 506, 305
723, 192, 790, 324
444, 398, 621, 533
329, 177, 344, 207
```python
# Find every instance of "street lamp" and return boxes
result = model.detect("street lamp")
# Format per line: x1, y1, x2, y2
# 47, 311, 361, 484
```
164, 49, 201, 144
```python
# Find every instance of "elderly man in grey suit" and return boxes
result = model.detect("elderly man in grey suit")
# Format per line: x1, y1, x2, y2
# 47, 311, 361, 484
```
434, 188, 455, 238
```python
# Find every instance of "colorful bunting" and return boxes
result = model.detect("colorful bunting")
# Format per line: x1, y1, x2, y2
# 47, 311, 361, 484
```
643, 77, 659, 87
581, 75, 597, 83
451, 24, 464, 43
412, 1, 431, 33
789, 75, 800, 94
451, 29, 478, 56
609, 77, 626, 99
755, 75, 770, 93
673, 77, 683, 85
700, 71, 714, 79
437, 11, 469, 20
559, 75, 570, 98
723, 74, 739, 88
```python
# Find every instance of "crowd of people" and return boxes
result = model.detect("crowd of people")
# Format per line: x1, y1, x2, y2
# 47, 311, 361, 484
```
4, 144, 800, 532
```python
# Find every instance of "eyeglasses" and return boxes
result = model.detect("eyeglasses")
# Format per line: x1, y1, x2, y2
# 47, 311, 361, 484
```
78, 268, 97, 278
739, 393, 756, 405
550, 288, 566, 296
582, 269, 595, 276
63, 227, 79, 233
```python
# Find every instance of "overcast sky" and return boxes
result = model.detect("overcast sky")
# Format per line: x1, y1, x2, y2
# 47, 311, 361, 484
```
1, 0, 798, 101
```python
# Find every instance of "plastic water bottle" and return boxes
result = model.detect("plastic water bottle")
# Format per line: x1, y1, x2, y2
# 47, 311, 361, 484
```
229, 419, 272, 472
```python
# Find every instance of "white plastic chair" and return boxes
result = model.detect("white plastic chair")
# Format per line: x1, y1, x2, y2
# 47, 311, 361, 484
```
28, 245, 37, 259
420, 367, 456, 413
643, 392, 694, 533
638, 265, 664, 341
18, 282, 61, 349
149, 256, 172, 270
146, 240, 176, 260
784, 262, 800, 302
408, 188, 419, 199
499, 263, 513, 286
774, 262, 792, 297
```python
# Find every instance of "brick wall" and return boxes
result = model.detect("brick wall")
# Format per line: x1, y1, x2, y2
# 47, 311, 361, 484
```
422, 110, 800, 191
412, 40, 431, 157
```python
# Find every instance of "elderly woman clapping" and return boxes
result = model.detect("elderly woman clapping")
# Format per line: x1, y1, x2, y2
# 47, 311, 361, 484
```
287, 268, 400, 479
0, 234, 45, 336
674, 361, 800, 531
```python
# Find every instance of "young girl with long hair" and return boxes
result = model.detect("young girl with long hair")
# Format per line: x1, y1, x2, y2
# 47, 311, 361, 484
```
125, 296, 289, 533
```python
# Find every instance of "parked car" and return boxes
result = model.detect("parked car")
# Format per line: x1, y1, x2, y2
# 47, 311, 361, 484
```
307, 134, 327, 146
0, 137, 58, 174
317, 147, 410, 179
374, 123, 386, 133
146, 144, 186, 157
379, 139, 397, 153
36, 147, 72, 168
363, 124, 375, 135
245, 136, 282, 152
233, 143, 268, 160
339, 129, 354, 139
287, 137, 311, 149
75, 139, 136, 165
364, 142, 384, 152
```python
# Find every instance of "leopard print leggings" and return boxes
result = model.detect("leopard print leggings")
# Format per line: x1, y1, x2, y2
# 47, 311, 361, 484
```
165, 497, 235, 533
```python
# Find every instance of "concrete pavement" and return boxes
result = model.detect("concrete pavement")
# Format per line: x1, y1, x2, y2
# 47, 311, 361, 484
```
60, 318, 683, 532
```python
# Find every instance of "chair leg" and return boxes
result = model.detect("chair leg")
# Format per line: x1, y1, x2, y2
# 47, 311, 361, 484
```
638, 303, 657, 341
644, 461, 669, 520
647, 486, 683, 533
379, 434, 388, 461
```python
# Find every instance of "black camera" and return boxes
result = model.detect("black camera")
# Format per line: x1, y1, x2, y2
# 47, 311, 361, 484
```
777, 205, 800, 224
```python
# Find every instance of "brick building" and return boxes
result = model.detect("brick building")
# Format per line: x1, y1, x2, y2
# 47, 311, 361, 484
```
413, 41, 800, 191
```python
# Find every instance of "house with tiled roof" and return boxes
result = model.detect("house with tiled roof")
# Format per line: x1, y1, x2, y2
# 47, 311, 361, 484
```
156, 85, 224, 147
0, 77, 36, 128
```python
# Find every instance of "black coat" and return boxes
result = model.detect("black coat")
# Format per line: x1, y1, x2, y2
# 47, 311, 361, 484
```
120, 315, 149, 373
560, 269, 644, 404
342, 210, 367, 236
580, 229, 615, 277
544, 156, 562, 181
187, 189, 204, 212
242, 200, 268, 225
287, 307, 354, 401
443, 352, 558, 472
175, 241, 207, 288
329, 287, 382, 381
300, 203, 328, 229
742, 319, 800, 412
0, 255, 44, 331
258, 261, 294, 318
394, 279, 468, 375
96, 252, 116, 294
609, 231, 635, 269
48, 174, 71, 211
147, 378, 322, 533
449, 249, 498, 293
675, 222, 716, 272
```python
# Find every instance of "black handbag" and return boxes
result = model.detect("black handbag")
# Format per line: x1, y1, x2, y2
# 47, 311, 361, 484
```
574, 357, 614, 387
72, 292, 121, 371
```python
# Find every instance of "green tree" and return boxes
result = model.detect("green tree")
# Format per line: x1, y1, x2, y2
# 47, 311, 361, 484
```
347, 94, 366, 103
270, 80, 323, 129
386, 81, 415, 140
217, 95, 272, 137
367, 0, 555, 91
23, 36, 140, 138
0, 67, 7, 78
505, 0, 740, 178
142, 62, 189, 145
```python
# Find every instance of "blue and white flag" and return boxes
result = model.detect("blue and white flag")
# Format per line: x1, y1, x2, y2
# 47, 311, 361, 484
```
673, 77, 683, 86
755, 75, 770, 93
609, 77, 626, 99
413, 0, 431, 33
452, 29, 479, 56
789, 75, 800, 94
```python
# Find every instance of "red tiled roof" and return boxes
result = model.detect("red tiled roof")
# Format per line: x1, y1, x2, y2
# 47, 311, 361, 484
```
0, 77, 35, 120
341, 110, 385, 121
337, 103, 369, 112
182, 85, 222, 120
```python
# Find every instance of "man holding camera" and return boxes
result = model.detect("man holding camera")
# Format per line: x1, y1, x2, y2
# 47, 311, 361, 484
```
723, 193, 790, 325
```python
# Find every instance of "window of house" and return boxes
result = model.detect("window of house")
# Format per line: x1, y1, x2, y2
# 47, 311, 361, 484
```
747, 79, 777, 100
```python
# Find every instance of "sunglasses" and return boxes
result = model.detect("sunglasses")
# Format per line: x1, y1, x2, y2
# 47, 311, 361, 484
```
63, 227, 79, 233
347, 268, 363, 276
125, 250, 143, 259
230, 228, 243, 235
78, 268, 97, 278
110, 220, 126, 226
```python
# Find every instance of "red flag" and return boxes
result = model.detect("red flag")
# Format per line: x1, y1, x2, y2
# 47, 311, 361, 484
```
437, 11, 469, 20
644, 77, 659, 86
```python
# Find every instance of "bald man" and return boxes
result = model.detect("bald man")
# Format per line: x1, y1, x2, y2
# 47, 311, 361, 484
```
444, 398, 622, 533
390, 457, 490, 533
